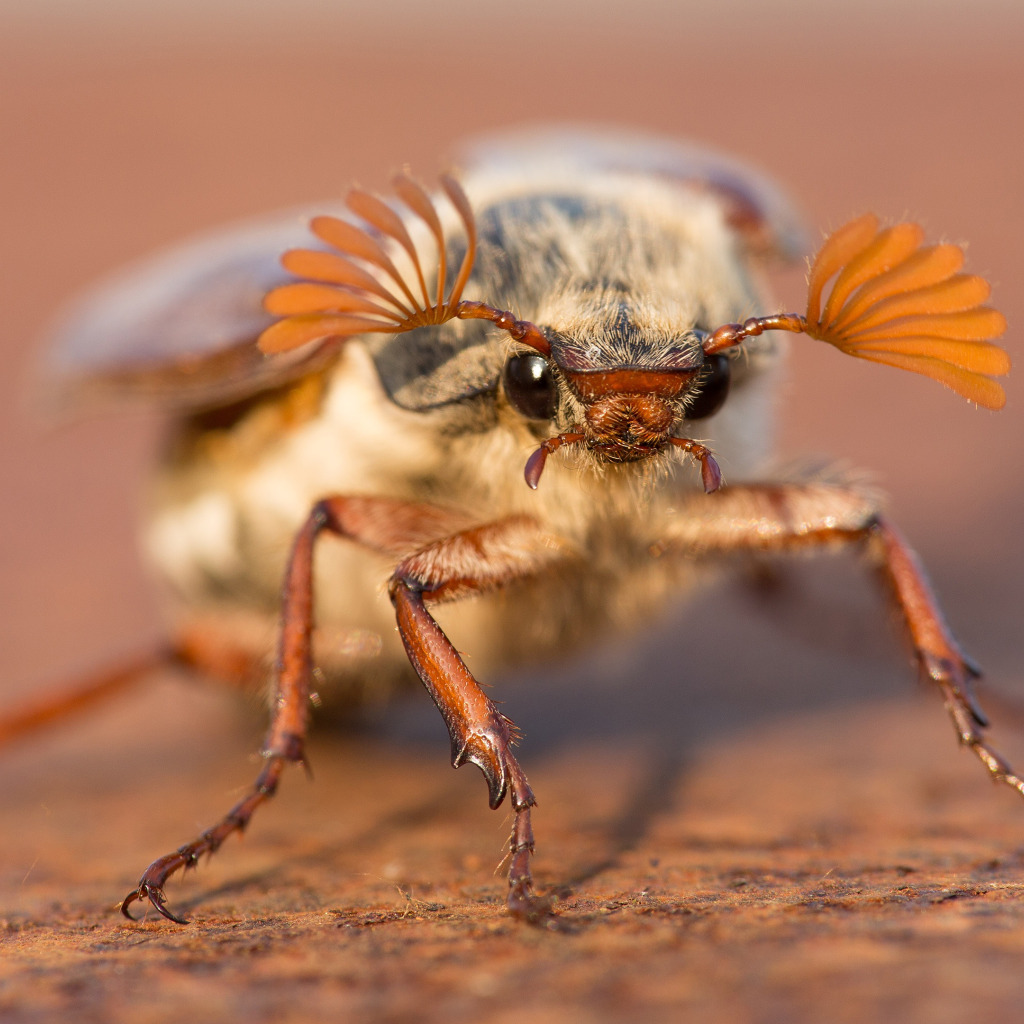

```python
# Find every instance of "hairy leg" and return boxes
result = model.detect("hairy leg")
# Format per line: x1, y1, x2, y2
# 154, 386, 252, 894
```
661, 482, 1023, 798
0, 652, 172, 747
0, 618, 275, 749
121, 496, 568, 922
387, 515, 571, 918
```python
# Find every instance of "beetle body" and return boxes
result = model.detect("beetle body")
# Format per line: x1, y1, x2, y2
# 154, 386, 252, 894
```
24, 129, 1012, 923
143, 156, 784, 707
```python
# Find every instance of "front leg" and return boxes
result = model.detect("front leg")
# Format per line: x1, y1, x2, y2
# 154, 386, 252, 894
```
121, 496, 568, 923
385, 517, 571, 919
661, 482, 1024, 799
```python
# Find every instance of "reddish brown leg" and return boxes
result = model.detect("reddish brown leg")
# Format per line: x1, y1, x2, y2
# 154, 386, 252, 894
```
0, 626, 270, 749
872, 519, 1023, 793
386, 517, 570, 919
0, 652, 170, 747
120, 505, 325, 923
122, 497, 567, 923
662, 482, 1024, 799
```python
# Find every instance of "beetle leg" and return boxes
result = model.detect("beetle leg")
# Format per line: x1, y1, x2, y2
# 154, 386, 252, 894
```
385, 520, 573, 921
335, 505, 567, 917
122, 497, 566, 923
0, 652, 169, 747
661, 482, 1024, 799
121, 504, 328, 923
385, 517, 571, 920
0, 623, 269, 749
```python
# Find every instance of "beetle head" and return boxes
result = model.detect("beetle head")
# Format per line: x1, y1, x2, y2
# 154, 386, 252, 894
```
493, 294, 729, 490
259, 175, 1008, 496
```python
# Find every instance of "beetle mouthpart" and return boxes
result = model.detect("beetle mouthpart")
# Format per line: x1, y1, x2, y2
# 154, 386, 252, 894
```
523, 430, 721, 493
524, 432, 586, 489
668, 438, 722, 493
523, 407, 721, 493
583, 393, 675, 459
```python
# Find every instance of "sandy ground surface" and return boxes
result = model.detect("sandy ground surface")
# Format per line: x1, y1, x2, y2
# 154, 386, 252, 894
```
1, 5, 1023, 1022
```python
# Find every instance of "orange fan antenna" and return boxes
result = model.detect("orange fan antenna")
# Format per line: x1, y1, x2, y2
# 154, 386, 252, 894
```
258, 174, 478, 355
705, 214, 1009, 410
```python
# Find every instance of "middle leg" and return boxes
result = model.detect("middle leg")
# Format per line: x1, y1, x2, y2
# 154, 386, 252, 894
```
660, 481, 1024, 800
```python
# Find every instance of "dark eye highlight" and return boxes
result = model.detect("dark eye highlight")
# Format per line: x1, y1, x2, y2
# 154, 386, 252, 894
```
685, 353, 731, 420
502, 353, 556, 420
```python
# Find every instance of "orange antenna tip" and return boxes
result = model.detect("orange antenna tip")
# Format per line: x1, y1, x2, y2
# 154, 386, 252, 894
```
804, 215, 1009, 407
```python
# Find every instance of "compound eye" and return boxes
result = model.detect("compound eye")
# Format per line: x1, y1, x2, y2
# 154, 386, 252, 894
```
685, 353, 731, 420
503, 353, 556, 420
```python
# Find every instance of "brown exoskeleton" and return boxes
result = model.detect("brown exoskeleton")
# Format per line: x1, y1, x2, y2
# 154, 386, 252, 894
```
10, 130, 1012, 923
